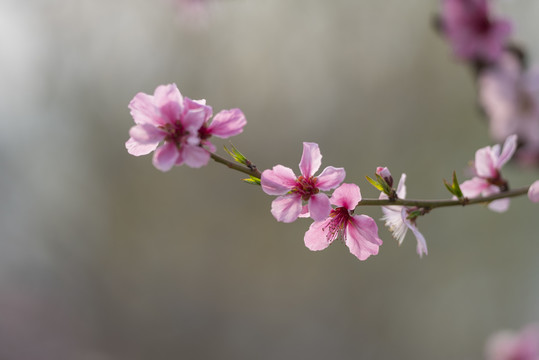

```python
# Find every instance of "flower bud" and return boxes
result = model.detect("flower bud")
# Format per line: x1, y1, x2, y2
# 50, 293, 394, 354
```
528, 180, 539, 203
376, 166, 393, 188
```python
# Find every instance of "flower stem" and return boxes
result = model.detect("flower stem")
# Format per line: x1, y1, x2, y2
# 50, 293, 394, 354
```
210, 152, 262, 179
209, 153, 531, 209
355, 186, 530, 210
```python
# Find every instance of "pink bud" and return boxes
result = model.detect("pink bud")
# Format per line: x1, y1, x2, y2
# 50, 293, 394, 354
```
376, 166, 393, 188
528, 180, 539, 203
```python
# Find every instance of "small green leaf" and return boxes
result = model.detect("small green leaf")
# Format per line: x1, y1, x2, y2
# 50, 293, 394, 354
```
443, 178, 455, 195
242, 176, 261, 185
451, 171, 464, 199
407, 210, 422, 220
224, 144, 248, 165
366, 176, 384, 191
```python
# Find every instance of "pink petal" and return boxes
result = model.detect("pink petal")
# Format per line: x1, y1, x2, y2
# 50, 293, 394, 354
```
475, 146, 497, 178
201, 139, 216, 153
126, 137, 159, 156
497, 134, 518, 168
299, 142, 322, 178
396, 174, 407, 199
270, 194, 302, 223
316, 166, 346, 191
181, 144, 210, 168
128, 92, 161, 126
152, 142, 180, 172
304, 218, 333, 251
528, 180, 539, 203
405, 221, 428, 258
207, 108, 247, 138
128, 124, 165, 144
298, 205, 310, 218
345, 215, 382, 261
308, 193, 331, 222
182, 97, 212, 132
330, 183, 361, 210
376, 166, 391, 179
261, 165, 297, 195
460, 177, 490, 198
488, 198, 510, 213
153, 84, 183, 124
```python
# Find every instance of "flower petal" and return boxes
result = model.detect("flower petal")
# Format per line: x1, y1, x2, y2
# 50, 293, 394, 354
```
304, 218, 333, 251
316, 166, 346, 191
128, 92, 161, 126
207, 108, 247, 138
182, 97, 212, 132
152, 142, 180, 172
381, 206, 408, 245
153, 84, 183, 124
345, 215, 382, 261
126, 137, 159, 156
298, 205, 310, 218
396, 173, 407, 199
261, 165, 297, 195
181, 144, 210, 168
405, 220, 428, 258
308, 193, 331, 222
488, 198, 510, 213
330, 183, 361, 210
270, 194, 302, 223
528, 180, 539, 203
497, 134, 517, 168
460, 177, 490, 198
299, 142, 322, 178
128, 124, 165, 144
475, 146, 498, 178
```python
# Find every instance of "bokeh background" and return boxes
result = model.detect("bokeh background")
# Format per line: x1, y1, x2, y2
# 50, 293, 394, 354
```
1, 0, 539, 359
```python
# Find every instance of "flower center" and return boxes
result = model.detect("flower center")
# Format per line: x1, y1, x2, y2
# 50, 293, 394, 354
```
323, 207, 350, 243
198, 125, 212, 140
292, 175, 320, 201
161, 123, 190, 146
473, 16, 492, 35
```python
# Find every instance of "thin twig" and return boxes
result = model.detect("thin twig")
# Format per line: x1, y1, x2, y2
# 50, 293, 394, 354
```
210, 152, 262, 178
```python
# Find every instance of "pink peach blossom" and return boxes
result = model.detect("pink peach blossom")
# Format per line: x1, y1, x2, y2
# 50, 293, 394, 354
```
528, 180, 539, 203
380, 173, 428, 258
441, 0, 511, 63
261, 142, 346, 223
460, 134, 517, 212
304, 183, 382, 261
479, 50, 539, 166
126, 84, 246, 171
485, 324, 539, 360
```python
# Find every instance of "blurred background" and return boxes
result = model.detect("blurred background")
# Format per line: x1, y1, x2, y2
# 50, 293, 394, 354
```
1, 0, 539, 359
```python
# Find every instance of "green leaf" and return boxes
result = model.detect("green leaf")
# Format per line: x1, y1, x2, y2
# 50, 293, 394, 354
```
224, 144, 248, 165
407, 210, 422, 220
443, 178, 455, 196
451, 171, 464, 199
366, 176, 384, 192
242, 176, 261, 185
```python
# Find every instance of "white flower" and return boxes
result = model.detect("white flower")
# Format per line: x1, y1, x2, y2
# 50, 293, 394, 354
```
380, 173, 428, 258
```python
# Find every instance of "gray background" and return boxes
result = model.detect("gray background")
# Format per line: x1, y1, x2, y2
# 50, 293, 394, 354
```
1, 0, 539, 359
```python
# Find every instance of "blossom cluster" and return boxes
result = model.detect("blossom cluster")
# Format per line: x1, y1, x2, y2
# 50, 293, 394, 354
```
126, 83, 246, 171
125, 84, 539, 261
260, 143, 383, 261
439, 0, 539, 166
